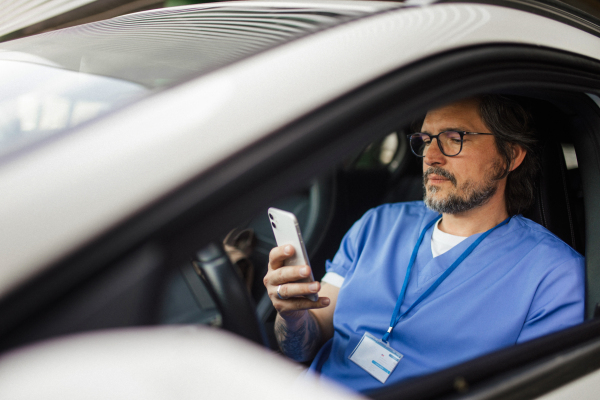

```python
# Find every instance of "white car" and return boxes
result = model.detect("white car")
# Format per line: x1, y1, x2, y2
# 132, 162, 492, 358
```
0, 0, 599, 398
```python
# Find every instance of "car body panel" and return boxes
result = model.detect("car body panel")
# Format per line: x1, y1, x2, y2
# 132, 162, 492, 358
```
0, 326, 364, 399
538, 367, 600, 400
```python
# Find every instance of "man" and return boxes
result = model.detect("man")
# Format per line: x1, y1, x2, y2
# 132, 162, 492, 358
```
263, 95, 584, 392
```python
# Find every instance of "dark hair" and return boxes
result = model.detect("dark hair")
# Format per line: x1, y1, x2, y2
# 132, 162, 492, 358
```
478, 94, 539, 216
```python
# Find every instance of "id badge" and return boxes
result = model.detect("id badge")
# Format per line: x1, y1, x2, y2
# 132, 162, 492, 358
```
348, 332, 403, 383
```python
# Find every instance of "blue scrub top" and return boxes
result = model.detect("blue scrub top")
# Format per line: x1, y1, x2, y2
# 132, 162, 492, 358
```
309, 201, 584, 392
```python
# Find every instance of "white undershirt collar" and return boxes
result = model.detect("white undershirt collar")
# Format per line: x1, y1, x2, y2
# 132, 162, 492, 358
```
431, 219, 468, 257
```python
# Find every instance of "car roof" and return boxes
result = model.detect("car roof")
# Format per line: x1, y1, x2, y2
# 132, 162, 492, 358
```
1, 1, 600, 298
0, 0, 399, 89
489, 0, 600, 28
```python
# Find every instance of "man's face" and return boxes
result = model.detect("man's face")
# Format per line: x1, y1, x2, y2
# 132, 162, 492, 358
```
421, 98, 505, 214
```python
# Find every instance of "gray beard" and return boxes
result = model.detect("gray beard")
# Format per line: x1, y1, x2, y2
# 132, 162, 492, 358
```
423, 166, 500, 215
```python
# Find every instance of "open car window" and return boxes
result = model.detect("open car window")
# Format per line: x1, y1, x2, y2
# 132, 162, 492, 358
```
157, 87, 591, 375
146, 69, 599, 396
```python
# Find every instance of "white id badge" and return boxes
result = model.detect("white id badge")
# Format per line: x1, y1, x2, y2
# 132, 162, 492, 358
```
348, 332, 403, 383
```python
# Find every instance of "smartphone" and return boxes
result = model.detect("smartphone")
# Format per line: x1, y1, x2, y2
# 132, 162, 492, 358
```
268, 207, 318, 302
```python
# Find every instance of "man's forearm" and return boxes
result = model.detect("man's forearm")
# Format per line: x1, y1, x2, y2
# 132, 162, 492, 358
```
275, 311, 323, 362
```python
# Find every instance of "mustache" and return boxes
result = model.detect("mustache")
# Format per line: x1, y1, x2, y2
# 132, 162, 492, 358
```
423, 167, 457, 186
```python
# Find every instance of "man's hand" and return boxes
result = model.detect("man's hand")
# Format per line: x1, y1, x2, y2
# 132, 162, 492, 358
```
263, 244, 337, 362
264, 244, 330, 319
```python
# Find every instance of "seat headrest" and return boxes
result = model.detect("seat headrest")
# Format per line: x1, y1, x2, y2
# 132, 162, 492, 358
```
523, 139, 580, 252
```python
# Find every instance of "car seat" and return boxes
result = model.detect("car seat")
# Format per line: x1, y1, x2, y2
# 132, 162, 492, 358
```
522, 138, 584, 255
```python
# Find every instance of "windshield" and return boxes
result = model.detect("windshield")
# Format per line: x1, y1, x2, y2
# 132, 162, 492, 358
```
0, 57, 146, 158
0, 2, 386, 157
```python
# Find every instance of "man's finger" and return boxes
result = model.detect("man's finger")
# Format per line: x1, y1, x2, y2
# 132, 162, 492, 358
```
277, 297, 331, 314
264, 265, 309, 287
277, 281, 320, 299
268, 245, 295, 269
270, 265, 311, 286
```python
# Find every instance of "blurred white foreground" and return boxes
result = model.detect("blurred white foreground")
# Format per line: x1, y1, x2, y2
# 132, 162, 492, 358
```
0, 326, 364, 400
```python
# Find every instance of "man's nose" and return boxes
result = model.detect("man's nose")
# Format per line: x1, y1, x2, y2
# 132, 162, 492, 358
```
423, 139, 446, 166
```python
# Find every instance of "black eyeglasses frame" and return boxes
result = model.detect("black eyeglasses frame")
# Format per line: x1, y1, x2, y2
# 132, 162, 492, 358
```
406, 131, 494, 157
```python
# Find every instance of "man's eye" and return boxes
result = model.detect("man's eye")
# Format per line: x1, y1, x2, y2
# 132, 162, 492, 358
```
445, 132, 462, 143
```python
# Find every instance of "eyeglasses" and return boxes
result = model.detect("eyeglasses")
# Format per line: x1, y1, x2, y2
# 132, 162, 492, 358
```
407, 131, 494, 157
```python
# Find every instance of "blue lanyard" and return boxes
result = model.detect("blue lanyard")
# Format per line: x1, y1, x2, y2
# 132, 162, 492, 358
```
381, 215, 511, 343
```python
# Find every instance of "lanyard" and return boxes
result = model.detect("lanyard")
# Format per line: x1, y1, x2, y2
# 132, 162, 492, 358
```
381, 215, 511, 342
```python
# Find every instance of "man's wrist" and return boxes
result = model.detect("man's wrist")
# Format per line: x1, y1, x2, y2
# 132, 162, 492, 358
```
275, 310, 322, 362
278, 309, 309, 326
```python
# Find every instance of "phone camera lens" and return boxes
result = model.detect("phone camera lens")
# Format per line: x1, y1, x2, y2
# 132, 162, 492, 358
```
271, 222, 276, 229
269, 213, 273, 220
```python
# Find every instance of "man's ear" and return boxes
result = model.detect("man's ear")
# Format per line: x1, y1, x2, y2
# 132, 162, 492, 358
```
509, 144, 527, 172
